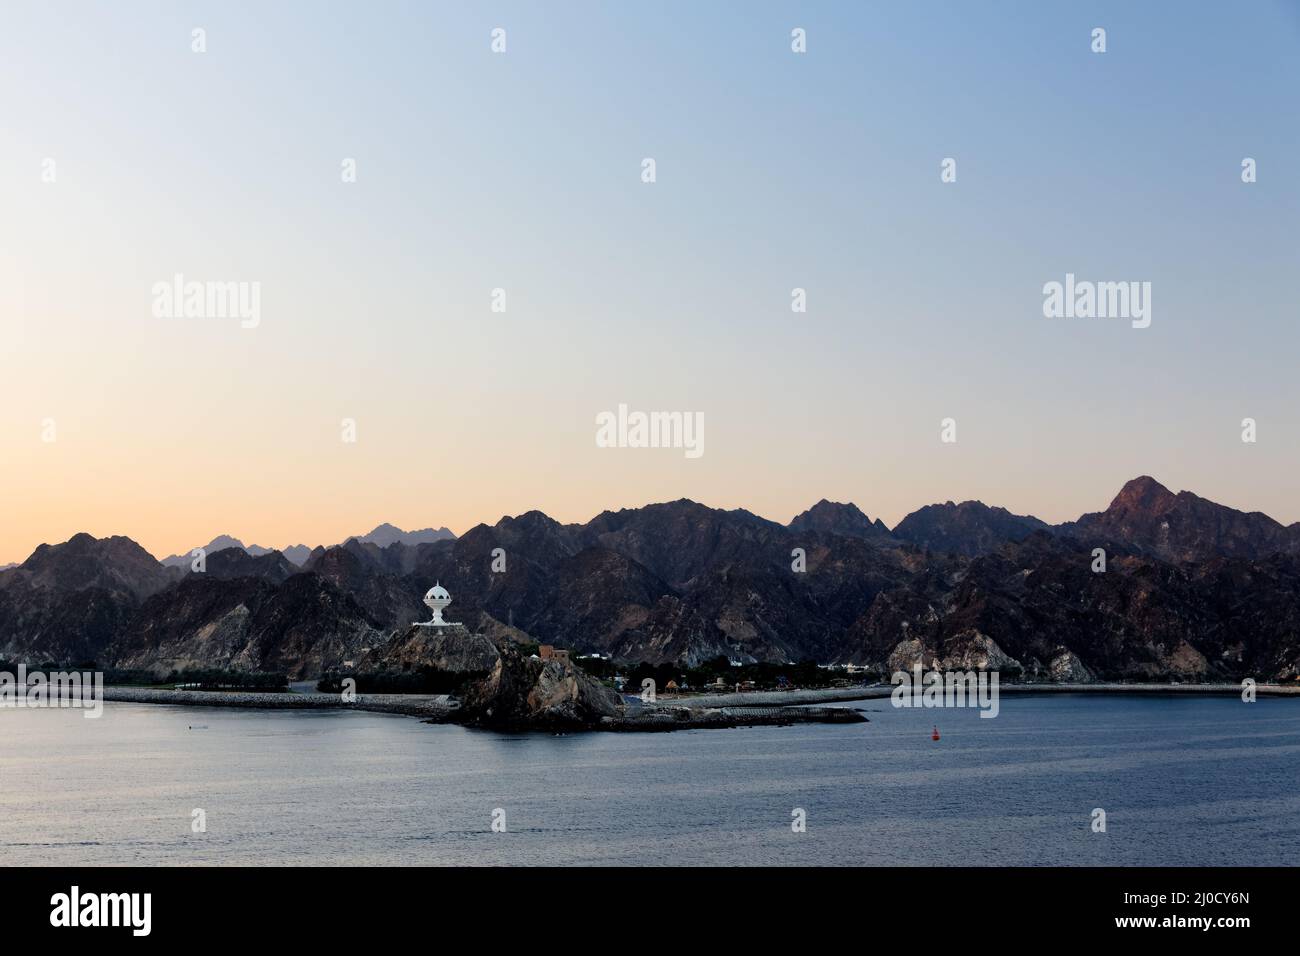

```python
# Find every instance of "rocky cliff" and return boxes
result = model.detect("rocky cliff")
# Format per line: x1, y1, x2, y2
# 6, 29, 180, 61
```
459, 644, 624, 730
357, 624, 622, 729
892, 501, 1050, 556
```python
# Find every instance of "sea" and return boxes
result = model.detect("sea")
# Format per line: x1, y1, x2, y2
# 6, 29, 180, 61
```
1, 694, 1296, 865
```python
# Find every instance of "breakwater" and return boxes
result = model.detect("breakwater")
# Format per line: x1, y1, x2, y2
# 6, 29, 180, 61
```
100, 680, 1295, 730
101, 686, 868, 732
103, 686, 455, 718
601, 704, 867, 731
650, 681, 1300, 709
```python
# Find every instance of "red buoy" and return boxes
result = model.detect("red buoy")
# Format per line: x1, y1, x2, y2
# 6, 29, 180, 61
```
931, 725, 940, 741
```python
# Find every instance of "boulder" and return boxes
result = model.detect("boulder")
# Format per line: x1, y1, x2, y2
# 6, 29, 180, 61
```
459, 644, 624, 730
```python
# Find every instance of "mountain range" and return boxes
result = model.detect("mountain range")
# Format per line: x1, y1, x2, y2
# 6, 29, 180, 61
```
2, 476, 1298, 682
159, 524, 457, 569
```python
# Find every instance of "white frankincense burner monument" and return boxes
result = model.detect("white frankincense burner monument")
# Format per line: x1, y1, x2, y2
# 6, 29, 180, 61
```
415, 583, 461, 628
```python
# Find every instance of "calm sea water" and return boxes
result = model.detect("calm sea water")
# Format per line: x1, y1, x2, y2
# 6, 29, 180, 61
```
1, 695, 1296, 865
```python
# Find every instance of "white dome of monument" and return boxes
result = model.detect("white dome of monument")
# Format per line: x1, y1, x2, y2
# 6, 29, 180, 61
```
425, 584, 450, 603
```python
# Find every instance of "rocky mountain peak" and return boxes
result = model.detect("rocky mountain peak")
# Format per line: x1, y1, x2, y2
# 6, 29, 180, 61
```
13, 533, 172, 600
351, 523, 456, 548
1108, 476, 1177, 515
160, 534, 270, 568
891, 500, 1049, 557
1066, 476, 1298, 563
788, 500, 892, 539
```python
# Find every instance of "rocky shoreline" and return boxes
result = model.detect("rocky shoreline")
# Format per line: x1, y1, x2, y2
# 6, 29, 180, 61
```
99, 685, 867, 731
98, 679, 1297, 732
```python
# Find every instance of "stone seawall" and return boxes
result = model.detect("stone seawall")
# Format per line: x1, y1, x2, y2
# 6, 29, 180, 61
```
101, 687, 866, 731
101, 680, 1296, 729
103, 686, 455, 718
648, 681, 1300, 709
602, 704, 867, 731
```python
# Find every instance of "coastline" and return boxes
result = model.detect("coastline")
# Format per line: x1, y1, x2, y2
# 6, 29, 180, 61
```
645, 681, 1300, 709
98, 679, 1300, 721
100, 686, 866, 730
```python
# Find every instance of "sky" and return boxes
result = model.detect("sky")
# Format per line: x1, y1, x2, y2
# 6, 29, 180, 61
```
2, 1, 1299, 563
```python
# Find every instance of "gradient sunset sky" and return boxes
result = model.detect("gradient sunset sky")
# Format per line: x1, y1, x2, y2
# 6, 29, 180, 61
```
2, 1, 1299, 564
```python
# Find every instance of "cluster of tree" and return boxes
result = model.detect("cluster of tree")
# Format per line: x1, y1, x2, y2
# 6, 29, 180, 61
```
316, 666, 488, 695
572, 655, 616, 679
0, 659, 56, 672
163, 668, 287, 690
99, 668, 163, 685
2, 658, 106, 673
626, 660, 684, 691
0, 661, 287, 690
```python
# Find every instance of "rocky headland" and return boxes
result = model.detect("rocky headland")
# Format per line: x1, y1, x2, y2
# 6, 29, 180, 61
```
99, 625, 867, 732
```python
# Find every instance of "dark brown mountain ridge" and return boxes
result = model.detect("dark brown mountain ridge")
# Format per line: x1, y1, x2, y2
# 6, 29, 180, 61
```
1, 477, 1297, 681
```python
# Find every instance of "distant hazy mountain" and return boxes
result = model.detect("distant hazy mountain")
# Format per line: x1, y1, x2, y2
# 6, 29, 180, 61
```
160, 535, 271, 568
348, 523, 456, 549
4, 479, 1300, 683
281, 545, 313, 566
160, 525, 455, 569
